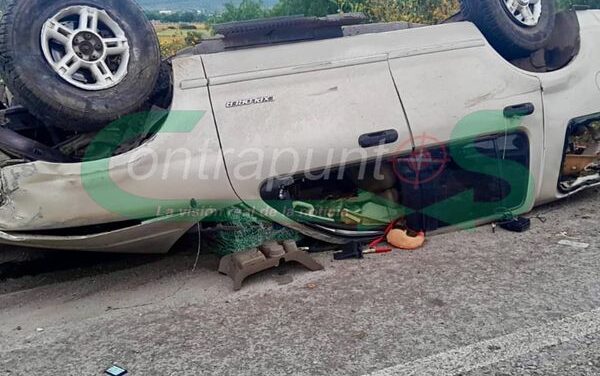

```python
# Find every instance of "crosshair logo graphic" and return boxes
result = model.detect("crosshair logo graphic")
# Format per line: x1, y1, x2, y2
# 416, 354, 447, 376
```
392, 133, 450, 188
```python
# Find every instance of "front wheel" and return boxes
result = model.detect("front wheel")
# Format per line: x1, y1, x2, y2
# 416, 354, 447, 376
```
461, 0, 556, 59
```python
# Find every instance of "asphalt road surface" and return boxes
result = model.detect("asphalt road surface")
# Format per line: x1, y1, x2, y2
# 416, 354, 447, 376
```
0, 188, 598, 376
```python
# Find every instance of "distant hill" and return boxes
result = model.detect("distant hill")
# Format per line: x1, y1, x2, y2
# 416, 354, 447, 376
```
136, 0, 278, 12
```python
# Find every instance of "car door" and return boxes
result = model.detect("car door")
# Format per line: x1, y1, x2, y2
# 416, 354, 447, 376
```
537, 12, 600, 199
387, 25, 545, 230
203, 39, 413, 229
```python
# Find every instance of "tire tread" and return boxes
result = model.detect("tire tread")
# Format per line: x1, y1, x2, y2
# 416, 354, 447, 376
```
460, 0, 556, 59
0, 0, 161, 131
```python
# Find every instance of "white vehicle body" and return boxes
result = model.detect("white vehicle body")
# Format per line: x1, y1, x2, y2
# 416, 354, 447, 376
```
0, 11, 599, 253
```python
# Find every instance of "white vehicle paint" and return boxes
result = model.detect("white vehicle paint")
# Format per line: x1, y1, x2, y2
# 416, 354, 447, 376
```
0, 11, 598, 253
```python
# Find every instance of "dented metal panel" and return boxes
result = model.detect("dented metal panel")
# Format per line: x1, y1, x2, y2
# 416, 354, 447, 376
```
0, 55, 240, 242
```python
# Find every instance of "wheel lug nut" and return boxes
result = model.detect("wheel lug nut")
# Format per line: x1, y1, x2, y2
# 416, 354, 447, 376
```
84, 33, 92, 40
95, 44, 102, 51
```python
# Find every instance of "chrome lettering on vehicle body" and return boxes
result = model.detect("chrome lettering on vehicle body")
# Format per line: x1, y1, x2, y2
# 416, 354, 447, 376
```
226, 96, 274, 108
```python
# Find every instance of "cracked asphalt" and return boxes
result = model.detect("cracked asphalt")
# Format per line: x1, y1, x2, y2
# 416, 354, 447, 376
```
0, 188, 598, 376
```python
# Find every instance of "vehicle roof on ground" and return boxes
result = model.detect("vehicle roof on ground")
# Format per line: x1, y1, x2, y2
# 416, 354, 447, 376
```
201, 22, 484, 78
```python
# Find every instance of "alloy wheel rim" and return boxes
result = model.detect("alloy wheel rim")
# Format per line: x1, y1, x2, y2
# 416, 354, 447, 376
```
41, 5, 130, 91
502, 0, 543, 27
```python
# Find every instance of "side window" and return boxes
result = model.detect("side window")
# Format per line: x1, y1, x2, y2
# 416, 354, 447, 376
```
559, 114, 600, 193
261, 132, 531, 233
400, 133, 530, 232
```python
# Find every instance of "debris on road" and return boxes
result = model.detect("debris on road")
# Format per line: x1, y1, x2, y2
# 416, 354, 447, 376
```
218, 240, 323, 290
333, 219, 426, 260
387, 229, 426, 250
332, 241, 394, 260
105, 365, 128, 376
333, 242, 365, 260
203, 206, 302, 256
498, 216, 532, 233
558, 239, 590, 249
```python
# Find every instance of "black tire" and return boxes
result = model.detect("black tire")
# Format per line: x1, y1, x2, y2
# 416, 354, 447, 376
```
460, 0, 556, 59
0, 0, 161, 132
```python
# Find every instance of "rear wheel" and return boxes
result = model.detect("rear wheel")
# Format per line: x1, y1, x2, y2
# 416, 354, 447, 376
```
0, 0, 161, 132
461, 0, 556, 59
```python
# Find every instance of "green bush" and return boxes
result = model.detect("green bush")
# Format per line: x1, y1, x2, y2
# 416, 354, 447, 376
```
210, 0, 270, 23
213, 0, 600, 25
557, 0, 600, 8
215, 0, 461, 24
184, 30, 204, 45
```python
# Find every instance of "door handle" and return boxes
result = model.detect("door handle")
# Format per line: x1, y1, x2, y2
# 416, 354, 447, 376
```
504, 103, 535, 118
359, 129, 399, 148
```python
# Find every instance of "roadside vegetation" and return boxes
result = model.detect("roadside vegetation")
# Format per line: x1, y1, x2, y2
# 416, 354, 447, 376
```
151, 0, 600, 24
154, 22, 210, 56
151, 0, 600, 56
153, 0, 466, 55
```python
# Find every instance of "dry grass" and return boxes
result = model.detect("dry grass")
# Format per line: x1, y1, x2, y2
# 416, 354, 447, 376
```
154, 22, 211, 56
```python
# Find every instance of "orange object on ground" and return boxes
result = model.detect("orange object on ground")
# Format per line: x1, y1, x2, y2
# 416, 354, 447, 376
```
386, 229, 426, 250
368, 220, 426, 252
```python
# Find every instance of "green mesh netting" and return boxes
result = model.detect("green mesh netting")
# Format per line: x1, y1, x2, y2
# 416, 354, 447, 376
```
203, 206, 302, 257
